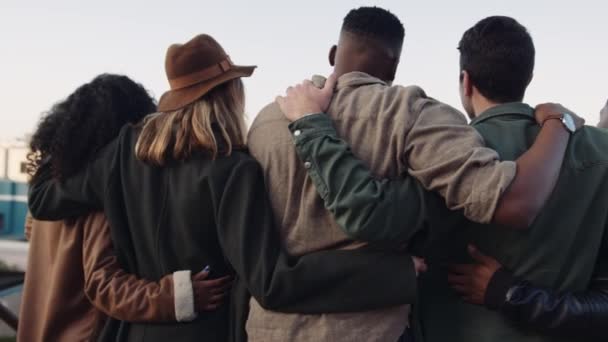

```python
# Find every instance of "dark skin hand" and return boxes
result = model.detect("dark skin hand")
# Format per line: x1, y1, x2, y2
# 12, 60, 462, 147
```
448, 245, 501, 305
192, 269, 232, 311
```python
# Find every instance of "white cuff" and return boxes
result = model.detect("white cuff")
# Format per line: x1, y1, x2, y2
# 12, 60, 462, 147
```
173, 270, 197, 322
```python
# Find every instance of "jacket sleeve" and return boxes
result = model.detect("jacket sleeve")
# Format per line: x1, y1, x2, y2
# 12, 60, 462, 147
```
484, 268, 608, 341
28, 136, 119, 220
402, 92, 517, 224
288, 114, 426, 245
82, 213, 196, 323
214, 158, 418, 314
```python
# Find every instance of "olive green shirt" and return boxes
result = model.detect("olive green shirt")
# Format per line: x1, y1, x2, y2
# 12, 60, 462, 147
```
291, 102, 608, 342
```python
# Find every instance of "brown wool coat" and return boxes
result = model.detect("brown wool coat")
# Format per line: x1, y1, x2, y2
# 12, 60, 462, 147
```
18, 213, 177, 342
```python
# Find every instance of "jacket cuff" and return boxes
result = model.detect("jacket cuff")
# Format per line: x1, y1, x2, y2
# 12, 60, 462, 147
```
173, 270, 197, 322
288, 113, 337, 145
484, 267, 521, 310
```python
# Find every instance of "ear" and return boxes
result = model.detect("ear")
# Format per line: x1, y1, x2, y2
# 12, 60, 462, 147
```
328, 45, 337, 67
461, 70, 473, 97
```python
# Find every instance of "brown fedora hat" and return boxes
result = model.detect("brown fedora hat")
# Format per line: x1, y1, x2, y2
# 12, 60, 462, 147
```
157, 34, 256, 112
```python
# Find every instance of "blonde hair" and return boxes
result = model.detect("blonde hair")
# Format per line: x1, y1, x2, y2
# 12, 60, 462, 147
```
135, 79, 246, 165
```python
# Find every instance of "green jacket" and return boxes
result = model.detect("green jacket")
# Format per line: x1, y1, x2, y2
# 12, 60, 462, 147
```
289, 103, 608, 342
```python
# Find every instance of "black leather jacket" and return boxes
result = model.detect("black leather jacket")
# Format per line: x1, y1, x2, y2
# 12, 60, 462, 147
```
485, 268, 608, 341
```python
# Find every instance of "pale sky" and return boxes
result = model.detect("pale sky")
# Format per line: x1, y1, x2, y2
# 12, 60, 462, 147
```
1, 0, 606, 140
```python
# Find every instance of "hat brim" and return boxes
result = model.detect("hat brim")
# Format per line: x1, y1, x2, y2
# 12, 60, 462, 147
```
157, 65, 256, 112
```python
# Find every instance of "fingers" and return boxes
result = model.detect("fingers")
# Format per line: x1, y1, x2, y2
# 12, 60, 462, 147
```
200, 275, 232, 288
208, 292, 227, 303
448, 264, 474, 275
467, 245, 494, 266
275, 76, 332, 120
200, 293, 228, 311
286, 86, 295, 96
193, 274, 233, 312
323, 73, 338, 95
192, 270, 210, 281
449, 280, 478, 305
447, 273, 469, 286
450, 284, 469, 295
209, 281, 232, 295
412, 256, 428, 275
204, 303, 222, 311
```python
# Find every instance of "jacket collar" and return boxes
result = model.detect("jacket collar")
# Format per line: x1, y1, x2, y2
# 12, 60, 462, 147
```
336, 71, 388, 90
470, 102, 535, 126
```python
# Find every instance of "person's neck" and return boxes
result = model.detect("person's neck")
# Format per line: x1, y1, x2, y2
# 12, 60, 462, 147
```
471, 95, 505, 118
333, 65, 391, 84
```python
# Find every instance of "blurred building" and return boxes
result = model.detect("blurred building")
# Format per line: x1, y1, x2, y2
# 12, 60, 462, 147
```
0, 142, 29, 240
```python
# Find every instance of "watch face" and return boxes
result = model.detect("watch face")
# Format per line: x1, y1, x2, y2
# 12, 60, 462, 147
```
563, 113, 576, 132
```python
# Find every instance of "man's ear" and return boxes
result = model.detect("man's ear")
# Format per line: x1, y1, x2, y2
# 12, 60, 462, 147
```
461, 70, 473, 97
329, 45, 337, 67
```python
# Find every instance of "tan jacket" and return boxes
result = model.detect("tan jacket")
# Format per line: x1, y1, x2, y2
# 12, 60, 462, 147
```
18, 212, 195, 342
246, 72, 515, 342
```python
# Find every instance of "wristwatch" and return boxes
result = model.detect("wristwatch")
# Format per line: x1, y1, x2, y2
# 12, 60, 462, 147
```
542, 113, 577, 133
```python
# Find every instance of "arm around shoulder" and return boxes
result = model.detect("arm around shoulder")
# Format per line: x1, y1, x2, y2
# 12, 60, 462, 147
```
289, 114, 426, 245
215, 157, 419, 313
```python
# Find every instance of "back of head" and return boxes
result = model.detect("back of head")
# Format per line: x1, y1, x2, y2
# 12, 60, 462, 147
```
28, 74, 155, 182
333, 6, 405, 82
458, 16, 535, 103
135, 78, 247, 165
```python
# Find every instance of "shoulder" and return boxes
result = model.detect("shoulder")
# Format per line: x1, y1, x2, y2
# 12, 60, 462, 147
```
569, 126, 608, 164
250, 102, 289, 133
350, 83, 439, 112
208, 152, 264, 195
248, 102, 294, 157
214, 151, 262, 176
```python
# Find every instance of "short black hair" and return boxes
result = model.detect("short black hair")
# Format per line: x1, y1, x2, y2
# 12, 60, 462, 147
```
342, 6, 405, 47
458, 16, 535, 103
28, 74, 156, 182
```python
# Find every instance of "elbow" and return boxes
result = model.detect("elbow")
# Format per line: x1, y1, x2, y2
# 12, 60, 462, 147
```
82, 276, 100, 305
512, 201, 540, 229
493, 202, 537, 230
251, 294, 281, 310
249, 284, 285, 311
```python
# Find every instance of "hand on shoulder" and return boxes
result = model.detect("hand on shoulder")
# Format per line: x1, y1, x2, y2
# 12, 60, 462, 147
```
276, 74, 338, 122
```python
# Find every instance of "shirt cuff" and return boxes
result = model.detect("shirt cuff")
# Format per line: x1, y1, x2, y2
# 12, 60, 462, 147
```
288, 113, 338, 146
467, 160, 517, 224
484, 267, 521, 310
173, 270, 197, 322
288, 113, 338, 200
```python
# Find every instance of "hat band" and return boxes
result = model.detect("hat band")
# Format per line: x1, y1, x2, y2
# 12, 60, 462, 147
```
168, 57, 234, 90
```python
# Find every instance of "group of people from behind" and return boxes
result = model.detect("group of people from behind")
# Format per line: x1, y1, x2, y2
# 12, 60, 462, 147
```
20, 6, 608, 342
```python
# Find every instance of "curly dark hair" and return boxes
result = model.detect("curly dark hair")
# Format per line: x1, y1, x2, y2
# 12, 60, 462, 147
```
28, 74, 156, 182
